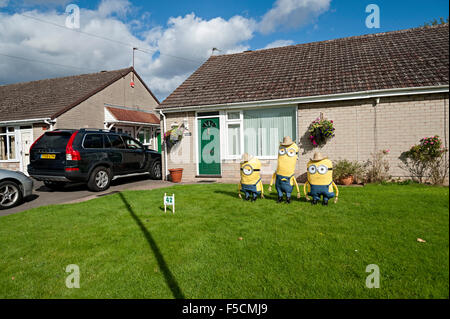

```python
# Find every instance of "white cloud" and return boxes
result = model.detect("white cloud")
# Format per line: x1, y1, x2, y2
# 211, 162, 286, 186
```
259, 0, 330, 34
97, 0, 131, 18
263, 39, 294, 49
0, 0, 327, 100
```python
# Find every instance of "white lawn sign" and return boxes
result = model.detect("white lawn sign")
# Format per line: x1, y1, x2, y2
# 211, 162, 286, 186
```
164, 193, 175, 214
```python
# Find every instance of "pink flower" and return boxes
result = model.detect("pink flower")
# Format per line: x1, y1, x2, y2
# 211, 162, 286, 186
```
431, 142, 434, 144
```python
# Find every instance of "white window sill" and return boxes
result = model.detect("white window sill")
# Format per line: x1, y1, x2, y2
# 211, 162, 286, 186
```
0, 160, 20, 163
222, 156, 277, 161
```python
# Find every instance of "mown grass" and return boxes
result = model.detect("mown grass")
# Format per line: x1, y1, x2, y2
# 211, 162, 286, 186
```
0, 183, 448, 298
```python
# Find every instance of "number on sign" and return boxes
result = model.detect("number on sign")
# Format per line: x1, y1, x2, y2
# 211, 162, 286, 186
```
164, 193, 175, 214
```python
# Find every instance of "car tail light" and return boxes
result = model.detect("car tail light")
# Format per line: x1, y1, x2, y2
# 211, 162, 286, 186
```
66, 131, 81, 161
65, 167, 80, 171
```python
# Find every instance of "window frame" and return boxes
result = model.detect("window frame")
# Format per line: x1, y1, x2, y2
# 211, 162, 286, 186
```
222, 107, 297, 160
223, 111, 244, 160
0, 126, 19, 162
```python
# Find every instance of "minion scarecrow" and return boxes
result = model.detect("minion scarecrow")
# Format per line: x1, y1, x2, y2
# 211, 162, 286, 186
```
268, 136, 301, 203
304, 152, 339, 205
238, 153, 264, 201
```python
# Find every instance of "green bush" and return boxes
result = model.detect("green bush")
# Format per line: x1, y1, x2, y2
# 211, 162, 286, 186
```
333, 159, 365, 182
365, 149, 391, 183
400, 136, 448, 185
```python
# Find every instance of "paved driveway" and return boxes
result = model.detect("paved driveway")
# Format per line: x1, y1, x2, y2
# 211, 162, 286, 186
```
0, 176, 172, 217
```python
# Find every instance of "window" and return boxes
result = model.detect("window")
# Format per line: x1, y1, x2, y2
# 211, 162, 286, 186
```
107, 135, 126, 149
227, 112, 240, 120
243, 107, 296, 157
33, 132, 72, 149
123, 136, 142, 150
0, 127, 17, 161
138, 128, 152, 145
83, 134, 103, 149
227, 124, 241, 156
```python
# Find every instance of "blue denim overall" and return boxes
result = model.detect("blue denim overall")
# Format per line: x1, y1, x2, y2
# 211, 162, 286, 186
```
275, 174, 294, 199
308, 183, 335, 203
241, 178, 262, 200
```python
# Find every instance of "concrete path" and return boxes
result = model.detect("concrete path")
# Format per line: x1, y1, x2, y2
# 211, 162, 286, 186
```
0, 175, 173, 217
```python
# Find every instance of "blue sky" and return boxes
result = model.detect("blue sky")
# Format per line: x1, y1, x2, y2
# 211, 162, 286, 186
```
0, 0, 448, 100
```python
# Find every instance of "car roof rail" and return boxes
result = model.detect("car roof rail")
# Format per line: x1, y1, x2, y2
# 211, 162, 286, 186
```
78, 128, 111, 133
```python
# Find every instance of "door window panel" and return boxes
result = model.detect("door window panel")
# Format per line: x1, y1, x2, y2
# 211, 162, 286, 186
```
107, 135, 126, 149
123, 136, 142, 150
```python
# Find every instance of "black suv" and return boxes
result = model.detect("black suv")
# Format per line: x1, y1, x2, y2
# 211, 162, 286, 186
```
28, 129, 162, 192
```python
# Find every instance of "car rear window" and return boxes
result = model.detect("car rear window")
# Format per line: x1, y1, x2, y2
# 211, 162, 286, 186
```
33, 132, 72, 149
83, 134, 104, 149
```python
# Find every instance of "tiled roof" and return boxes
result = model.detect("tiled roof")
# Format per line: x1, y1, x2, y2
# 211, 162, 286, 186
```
106, 107, 160, 125
160, 24, 449, 109
0, 67, 134, 122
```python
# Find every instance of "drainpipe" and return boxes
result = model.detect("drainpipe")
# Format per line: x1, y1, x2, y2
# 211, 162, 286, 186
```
159, 109, 169, 180
44, 119, 56, 130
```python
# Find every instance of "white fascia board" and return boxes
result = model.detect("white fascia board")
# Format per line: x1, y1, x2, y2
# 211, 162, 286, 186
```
105, 120, 160, 126
160, 85, 449, 113
0, 118, 51, 126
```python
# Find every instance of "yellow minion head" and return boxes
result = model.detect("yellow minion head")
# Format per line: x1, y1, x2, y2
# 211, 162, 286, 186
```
307, 152, 333, 186
276, 136, 299, 177
240, 153, 262, 185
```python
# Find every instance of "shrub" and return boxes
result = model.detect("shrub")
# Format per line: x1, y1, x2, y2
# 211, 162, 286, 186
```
333, 159, 365, 183
400, 136, 448, 184
365, 149, 391, 183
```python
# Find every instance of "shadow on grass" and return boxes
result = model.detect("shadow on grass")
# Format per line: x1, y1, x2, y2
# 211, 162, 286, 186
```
213, 190, 309, 203
119, 192, 185, 299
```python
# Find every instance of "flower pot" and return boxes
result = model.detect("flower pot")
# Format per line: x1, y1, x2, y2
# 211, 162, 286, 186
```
169, 168, 183, 183
339, 175, 354, 185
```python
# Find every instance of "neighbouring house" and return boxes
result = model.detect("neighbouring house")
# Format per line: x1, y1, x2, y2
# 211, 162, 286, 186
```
0, 67, 160, 173
158, 24, 449, 182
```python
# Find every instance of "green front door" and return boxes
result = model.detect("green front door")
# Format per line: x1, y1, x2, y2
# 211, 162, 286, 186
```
198, 117, 221, 175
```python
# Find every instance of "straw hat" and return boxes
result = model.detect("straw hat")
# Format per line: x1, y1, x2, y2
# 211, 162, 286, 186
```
280, 136, 294, 146
310, 152, 328, 162
241, 153, 253, 162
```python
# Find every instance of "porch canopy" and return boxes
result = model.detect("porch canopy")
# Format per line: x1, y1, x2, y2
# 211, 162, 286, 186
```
104, 106, 160, 150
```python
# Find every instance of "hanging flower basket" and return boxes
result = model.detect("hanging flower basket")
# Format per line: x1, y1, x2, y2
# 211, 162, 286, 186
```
308, 116, 335, 147
164, 125, 185, 150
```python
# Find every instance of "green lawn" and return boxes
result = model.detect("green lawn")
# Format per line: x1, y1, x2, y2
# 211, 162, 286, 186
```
0, 183, 448, 299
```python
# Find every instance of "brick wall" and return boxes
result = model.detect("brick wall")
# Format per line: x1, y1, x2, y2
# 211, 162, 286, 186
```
297, 93, 449, 180
56, 72, 158, 129
163, 92, 449, 183
0, 162, 20, 171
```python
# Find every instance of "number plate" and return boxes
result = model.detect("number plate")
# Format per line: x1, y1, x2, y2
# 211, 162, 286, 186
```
40, 154, 56, 159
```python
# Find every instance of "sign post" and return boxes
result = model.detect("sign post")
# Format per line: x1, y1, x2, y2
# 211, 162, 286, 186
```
164, 193, 175, 214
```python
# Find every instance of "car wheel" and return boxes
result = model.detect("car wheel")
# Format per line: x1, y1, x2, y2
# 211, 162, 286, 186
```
149, 160, 162, 180
0, 181, 23, 210
44, 181, 67, 190
87, 166, 111, 192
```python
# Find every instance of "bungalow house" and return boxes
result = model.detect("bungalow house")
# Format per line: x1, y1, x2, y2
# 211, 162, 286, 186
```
158, 24, 449, 182
0, 67, 160, 173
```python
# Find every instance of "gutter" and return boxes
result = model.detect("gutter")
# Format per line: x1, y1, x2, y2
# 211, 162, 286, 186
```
159, 109, 169, 180
158, 85, 449, 113
0, 118, 52, 125
105, 120, 160, 126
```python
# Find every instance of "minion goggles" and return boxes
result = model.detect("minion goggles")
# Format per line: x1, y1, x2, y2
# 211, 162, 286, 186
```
241, 164, 260, 175
308, 164, 333, 175
278, 147, 298, 157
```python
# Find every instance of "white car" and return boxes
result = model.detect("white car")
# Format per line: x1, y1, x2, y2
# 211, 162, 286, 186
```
0, 169, 34, 210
